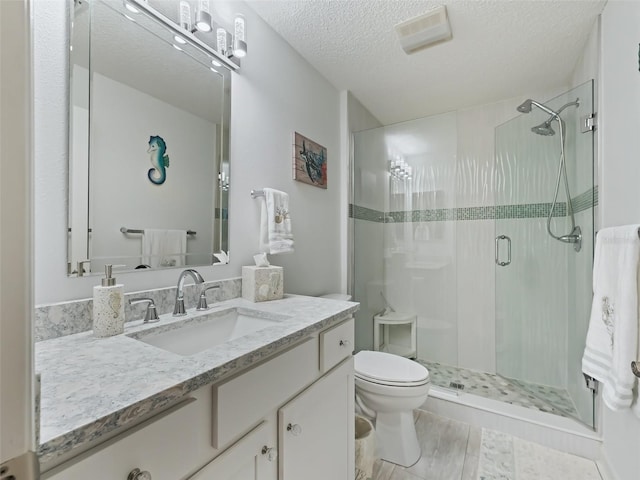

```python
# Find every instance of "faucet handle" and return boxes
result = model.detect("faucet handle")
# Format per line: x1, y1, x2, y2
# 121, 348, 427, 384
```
129, 297, 160, 323
196, 285, 221, 311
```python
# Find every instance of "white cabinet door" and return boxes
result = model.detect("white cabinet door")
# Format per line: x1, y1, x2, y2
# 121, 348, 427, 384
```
189, 421, 277, 480
279, 358, 354, 480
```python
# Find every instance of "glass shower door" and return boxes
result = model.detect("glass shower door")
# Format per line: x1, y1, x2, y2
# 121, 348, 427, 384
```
494, 81, 595, 426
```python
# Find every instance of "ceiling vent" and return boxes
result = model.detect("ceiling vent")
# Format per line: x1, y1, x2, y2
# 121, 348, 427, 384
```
395, 5, 452, 54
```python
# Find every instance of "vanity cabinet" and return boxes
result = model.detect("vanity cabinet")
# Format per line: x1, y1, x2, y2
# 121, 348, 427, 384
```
42, 317, 355, 480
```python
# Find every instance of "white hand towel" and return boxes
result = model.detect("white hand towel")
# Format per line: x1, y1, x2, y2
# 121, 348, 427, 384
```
259, 188, 294, 254
582, 225, 640, 412
142, 229, 187, 268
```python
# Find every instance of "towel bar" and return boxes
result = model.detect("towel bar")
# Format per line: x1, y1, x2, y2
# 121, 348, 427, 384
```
632, 361, 640, 378
250, 189, 265, 198
120, 227, 196, 235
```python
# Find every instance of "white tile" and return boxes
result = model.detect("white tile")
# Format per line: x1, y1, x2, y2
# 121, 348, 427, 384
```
456, 219, 496, 373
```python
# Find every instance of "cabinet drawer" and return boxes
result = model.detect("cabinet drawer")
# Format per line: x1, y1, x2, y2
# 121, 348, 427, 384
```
212, 337, 318, 448
43, 398, 204, 480
319, 317, 354, 373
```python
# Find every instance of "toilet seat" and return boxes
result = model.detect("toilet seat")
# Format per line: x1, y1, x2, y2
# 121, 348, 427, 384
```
355, 351, 429, 387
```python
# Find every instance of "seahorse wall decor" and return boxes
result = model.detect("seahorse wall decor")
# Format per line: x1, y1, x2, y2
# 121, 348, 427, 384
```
147, 135, 170, 185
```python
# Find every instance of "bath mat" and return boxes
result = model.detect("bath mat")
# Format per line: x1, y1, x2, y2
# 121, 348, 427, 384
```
477, 428, 602, 480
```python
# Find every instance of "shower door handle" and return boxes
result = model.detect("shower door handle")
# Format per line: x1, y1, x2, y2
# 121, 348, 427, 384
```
495, 235, 511, 266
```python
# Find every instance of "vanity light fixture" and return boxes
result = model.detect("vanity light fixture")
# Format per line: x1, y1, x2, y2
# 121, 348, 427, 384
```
388, 158, 412, 181
195, 0, 213, 33
232, 14, 247, 58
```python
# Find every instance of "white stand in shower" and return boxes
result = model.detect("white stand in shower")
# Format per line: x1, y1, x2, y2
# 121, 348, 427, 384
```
373, 312, 417, 359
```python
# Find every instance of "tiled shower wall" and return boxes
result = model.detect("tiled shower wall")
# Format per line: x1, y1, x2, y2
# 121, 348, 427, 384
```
352, 88, 595, 393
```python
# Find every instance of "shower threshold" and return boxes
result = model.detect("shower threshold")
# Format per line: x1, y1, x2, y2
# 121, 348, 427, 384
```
417, 359, 579, 419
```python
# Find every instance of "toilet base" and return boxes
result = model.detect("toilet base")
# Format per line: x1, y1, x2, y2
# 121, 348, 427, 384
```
375, 410, 421, 467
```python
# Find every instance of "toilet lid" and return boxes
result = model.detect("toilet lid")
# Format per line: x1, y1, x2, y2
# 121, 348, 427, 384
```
354, 351, 429, 385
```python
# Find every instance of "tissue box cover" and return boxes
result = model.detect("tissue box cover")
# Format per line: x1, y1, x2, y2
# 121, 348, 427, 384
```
242, 266, 284, 302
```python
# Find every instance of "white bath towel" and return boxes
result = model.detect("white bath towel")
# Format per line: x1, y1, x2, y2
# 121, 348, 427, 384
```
582, 225, 640, 412
259, 188, 294, 254
142, 229, 187, 268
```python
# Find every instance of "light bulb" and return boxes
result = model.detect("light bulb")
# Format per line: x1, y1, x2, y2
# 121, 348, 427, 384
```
234, 14, 245, 42
216, 27, 228, 55
178, 1, 191, 31
233, 14, 247, 58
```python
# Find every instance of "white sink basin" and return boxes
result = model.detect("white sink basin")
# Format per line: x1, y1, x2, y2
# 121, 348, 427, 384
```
129, 308, 290, 356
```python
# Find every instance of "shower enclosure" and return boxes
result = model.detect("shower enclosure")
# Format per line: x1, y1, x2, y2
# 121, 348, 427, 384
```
351, 81, 596, 428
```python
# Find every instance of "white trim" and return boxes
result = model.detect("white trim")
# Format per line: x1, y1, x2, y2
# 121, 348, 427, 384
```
0, 0, 35, 463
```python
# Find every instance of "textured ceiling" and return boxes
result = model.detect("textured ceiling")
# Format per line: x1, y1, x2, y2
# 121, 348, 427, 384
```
247, 0, 606, 125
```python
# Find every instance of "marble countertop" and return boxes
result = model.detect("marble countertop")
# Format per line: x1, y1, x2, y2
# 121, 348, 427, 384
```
35, 294, 359, 465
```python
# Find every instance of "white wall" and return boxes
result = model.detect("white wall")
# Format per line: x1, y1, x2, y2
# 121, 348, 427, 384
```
34, 0, 342, 304
89, 73, 216, 270
598, 2, 640, 479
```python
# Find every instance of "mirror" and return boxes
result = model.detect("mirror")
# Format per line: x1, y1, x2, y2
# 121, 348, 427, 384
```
68, 0, 232, 276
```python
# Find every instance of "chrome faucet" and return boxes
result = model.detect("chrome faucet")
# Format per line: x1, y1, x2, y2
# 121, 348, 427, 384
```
173, 269, 205, 316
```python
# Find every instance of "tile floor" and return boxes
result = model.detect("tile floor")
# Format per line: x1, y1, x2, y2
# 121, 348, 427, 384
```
372, 410, 602, 480
417, 359, 580, 419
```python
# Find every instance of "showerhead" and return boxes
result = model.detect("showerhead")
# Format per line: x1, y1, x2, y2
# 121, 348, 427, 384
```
531, 121, 555, 136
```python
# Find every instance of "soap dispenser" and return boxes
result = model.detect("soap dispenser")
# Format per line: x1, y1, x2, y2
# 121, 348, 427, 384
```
93, 264, 125, 337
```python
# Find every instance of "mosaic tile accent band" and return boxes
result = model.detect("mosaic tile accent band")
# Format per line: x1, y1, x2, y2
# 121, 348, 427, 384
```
350, 186, 598, 223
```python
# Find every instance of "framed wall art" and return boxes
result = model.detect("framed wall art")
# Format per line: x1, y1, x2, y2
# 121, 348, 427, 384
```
293, 132, 327, 189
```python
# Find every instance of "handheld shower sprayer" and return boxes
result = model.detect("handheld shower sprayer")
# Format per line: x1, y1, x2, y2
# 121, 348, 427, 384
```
516, 98, 582, 251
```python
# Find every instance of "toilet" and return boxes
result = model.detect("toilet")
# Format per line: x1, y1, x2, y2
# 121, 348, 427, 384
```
354, 350, 430, 467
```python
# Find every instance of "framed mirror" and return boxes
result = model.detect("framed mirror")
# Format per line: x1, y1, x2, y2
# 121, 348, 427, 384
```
68, 0, 233, 276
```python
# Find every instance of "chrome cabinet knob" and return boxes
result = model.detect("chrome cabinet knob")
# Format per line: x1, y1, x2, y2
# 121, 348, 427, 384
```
287, 423, 302, 436
262, 446, 278, 462
128, 468, 152, 480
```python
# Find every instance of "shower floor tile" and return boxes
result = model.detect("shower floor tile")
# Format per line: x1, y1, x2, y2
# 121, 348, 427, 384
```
417, 359, 579, 419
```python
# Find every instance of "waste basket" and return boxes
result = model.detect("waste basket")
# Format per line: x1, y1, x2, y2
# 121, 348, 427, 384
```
355, 415, 376, 480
